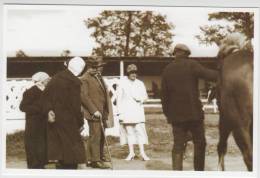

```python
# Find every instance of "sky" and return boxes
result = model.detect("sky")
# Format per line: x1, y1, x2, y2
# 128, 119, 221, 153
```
5, 5, 255, 57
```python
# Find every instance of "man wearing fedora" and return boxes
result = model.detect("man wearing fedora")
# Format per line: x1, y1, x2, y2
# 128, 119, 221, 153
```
161, 44, 218, 171
80, 56, 113, 169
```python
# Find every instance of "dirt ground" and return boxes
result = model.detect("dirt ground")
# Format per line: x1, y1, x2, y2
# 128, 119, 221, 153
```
6, 109, 248, 171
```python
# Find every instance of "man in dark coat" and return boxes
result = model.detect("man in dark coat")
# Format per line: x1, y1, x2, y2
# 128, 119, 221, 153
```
80, 56, 113, 169
42, 57, 86, 169
20, 72, 50, 169
161, 44, 218, 171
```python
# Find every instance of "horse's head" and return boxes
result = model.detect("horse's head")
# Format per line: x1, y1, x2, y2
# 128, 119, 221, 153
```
217, 32, 252, 60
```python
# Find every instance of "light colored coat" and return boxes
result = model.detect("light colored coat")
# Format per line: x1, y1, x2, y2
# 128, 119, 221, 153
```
117, 77, 148, 124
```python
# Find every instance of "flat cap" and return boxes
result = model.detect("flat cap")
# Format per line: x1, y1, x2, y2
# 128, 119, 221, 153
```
173, 43, 191, 55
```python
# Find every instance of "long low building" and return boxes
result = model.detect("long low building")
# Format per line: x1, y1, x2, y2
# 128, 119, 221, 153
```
7, 56, 218, 98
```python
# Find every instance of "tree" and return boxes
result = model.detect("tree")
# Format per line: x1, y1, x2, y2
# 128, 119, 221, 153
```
196, 12, 254, 46
61, 50, 71, 57
15, 50, 28, 58
85, 11, 174, 57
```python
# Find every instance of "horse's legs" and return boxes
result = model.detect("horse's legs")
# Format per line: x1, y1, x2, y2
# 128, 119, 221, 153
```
217, 117, 232, 171
232, 127, 252, 171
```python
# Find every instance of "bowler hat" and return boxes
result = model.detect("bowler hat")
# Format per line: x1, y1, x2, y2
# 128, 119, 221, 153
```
86, 56, 106, 67
173, 43, 191, 56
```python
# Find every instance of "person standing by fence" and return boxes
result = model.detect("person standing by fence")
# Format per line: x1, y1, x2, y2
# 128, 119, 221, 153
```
19, 72, 50, 169
161, 44, 218, 171
117, 64, 150, 161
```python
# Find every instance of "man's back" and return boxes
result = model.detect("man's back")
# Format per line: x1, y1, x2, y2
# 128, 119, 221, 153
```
161, 57, 217, 123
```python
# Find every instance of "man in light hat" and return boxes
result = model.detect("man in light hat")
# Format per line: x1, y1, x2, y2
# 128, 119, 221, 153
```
20, 72, 50, 169
42, 56, 86, 169
80, 56, 113, 169
161, 44, 218, 171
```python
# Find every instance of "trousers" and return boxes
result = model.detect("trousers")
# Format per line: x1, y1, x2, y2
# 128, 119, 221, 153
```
86, 120, 105, 162
171, 120, 206, 171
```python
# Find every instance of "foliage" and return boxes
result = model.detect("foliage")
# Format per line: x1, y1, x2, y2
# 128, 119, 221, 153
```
15, 50, 28, 58
196, 12, 254, 46
85, 11, 175, 57
60, 50, 71, 57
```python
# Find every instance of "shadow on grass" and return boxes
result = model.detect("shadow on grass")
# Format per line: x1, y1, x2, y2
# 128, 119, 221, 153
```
145, 160, 172, 170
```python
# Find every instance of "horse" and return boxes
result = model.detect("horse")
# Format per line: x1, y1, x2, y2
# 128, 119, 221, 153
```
217, 49, 253, 171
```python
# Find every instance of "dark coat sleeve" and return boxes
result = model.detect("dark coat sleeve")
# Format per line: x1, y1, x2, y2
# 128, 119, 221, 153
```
19, 88, 41, 114
41, 80, 55, 114
80, 79, 98, 115
192, 61, 218, 82
161, 73, 171, 123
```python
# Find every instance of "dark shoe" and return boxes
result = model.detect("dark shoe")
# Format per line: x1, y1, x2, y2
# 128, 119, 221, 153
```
86, 161, 92, 167
90, 161, 110, 169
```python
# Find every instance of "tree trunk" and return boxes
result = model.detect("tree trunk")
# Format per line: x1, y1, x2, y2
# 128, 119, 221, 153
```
125, 11, 132, 56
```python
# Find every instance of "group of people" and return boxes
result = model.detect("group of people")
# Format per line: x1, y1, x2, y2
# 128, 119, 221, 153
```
20, 56, 150, 169
19, 31, 253, 170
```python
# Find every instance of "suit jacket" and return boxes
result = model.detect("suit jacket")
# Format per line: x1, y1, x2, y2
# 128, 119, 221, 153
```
80, 72, 114, 127
161, 57, 218, 124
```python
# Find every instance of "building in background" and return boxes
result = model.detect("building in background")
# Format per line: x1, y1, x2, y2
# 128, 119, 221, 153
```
7, 56, 217, 98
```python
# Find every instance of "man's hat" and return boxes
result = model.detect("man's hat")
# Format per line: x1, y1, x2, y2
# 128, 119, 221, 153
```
86, 56, 106, 67
126, 64, 138, 73
173, 43, 191, 56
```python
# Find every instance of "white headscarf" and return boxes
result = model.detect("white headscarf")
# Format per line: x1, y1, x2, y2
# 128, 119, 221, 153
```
67, 56, 86, 76
32, 72, 50, 91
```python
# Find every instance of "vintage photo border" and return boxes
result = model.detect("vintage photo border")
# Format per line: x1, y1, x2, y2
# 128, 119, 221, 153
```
0, 0, 259, 178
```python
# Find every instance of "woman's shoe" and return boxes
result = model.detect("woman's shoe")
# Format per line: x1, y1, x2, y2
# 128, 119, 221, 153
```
141, 154, 150, 161
124, 153, 136, 161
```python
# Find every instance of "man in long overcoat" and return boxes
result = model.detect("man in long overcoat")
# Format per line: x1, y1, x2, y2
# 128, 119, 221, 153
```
42, 57, 86, 169
80, 56, 113, 169
161, 44, 218, 171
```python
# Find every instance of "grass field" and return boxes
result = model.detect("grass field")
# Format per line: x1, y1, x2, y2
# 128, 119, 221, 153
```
6, 108, 247, 171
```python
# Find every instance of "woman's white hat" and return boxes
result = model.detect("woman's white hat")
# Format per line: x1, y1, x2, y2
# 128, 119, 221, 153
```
32, 72, 49, 83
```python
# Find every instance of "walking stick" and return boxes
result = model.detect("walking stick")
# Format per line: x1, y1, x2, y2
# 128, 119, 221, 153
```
99, 116, 114, 170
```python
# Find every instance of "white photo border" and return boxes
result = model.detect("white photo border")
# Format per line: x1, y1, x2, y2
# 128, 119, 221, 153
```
0, 1, 260, 178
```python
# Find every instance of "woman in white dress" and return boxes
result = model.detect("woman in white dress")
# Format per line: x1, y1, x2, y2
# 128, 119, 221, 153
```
117, 64, 150, 161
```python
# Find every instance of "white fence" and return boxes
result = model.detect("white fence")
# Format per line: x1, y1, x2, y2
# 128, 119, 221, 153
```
5, 77, 122, 135
5, 78, 218, 135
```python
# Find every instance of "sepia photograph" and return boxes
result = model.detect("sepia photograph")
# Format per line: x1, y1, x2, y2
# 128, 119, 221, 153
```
0, 1, 259, 177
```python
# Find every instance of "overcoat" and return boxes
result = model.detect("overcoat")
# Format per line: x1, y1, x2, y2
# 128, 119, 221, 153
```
80, 72, 114, 128
42, 69, 85, 164
19, 86, 47, 168
117, 77, 148, 124
161, 57, 218, 124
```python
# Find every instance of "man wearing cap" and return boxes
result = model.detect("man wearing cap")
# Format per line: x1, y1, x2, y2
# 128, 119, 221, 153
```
161, 44, 218, 171
20, 72, 50, 169
80, 56, 113, 169
42, 56, 86, 169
